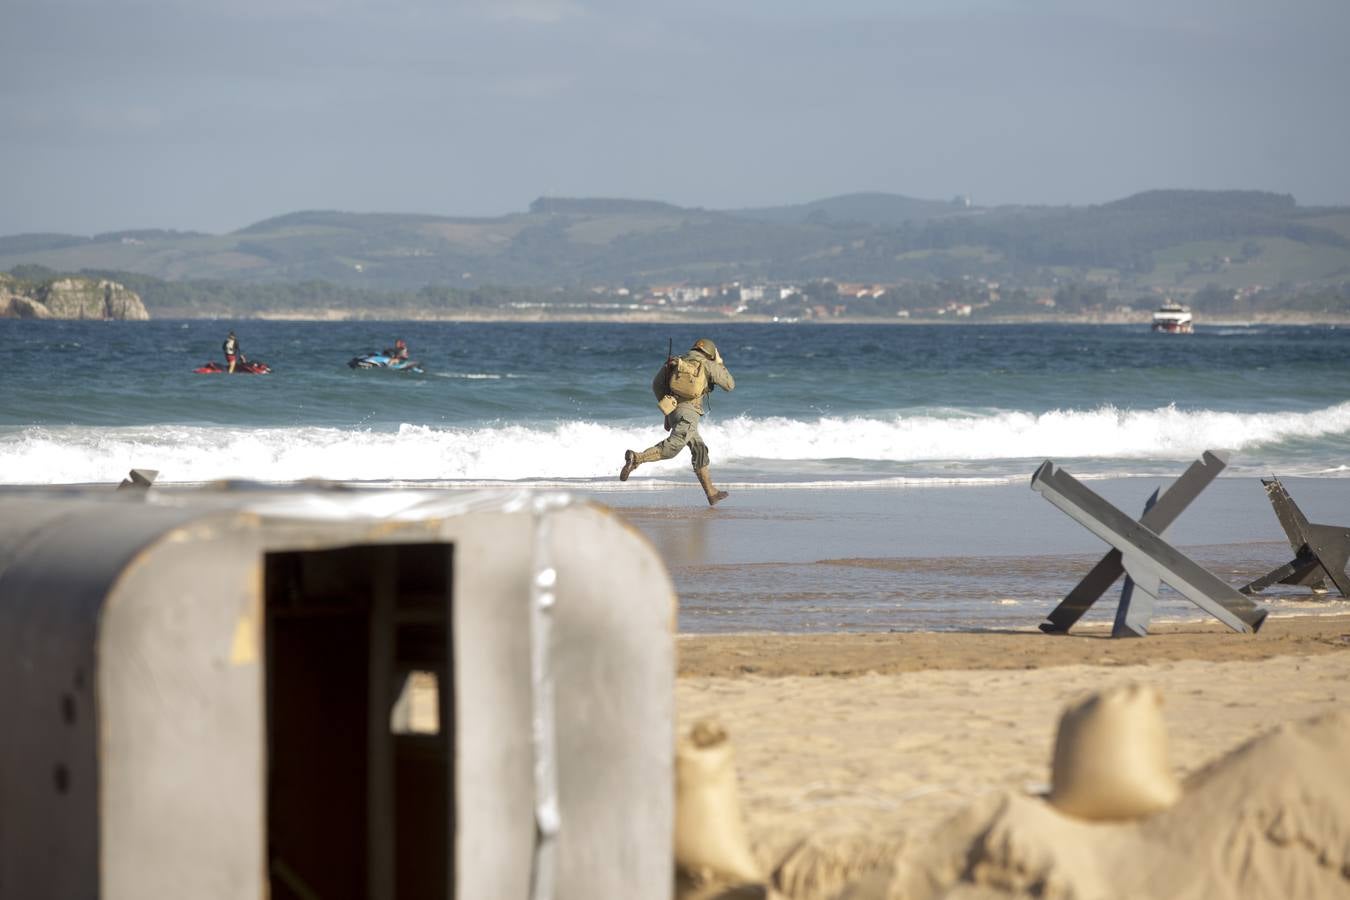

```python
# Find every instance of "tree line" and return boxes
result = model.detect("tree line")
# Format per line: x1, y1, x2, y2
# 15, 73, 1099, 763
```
7, 263, 1348, 320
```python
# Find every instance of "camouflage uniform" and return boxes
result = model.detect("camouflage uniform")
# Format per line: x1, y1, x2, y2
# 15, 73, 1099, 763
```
619, 340, 735, 505
648, 354, 734, 470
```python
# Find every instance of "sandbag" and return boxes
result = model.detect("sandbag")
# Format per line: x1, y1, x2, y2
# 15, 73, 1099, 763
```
1048, 683, 1180, 821
674, 719, 762, 884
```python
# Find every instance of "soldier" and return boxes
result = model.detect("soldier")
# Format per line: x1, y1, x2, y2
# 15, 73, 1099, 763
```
619, 337, 736, 506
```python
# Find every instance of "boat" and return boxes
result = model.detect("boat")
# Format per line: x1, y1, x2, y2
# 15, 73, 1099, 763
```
194, 359, 272, 374
348, 352, 424, 374
1151, 302, 1194, 334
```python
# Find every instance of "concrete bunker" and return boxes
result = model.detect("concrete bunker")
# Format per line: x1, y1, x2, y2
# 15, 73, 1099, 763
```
0, 487, 675, 900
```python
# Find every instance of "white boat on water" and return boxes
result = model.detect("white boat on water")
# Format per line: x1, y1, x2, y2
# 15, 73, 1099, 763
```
1152, 302, 1194, 334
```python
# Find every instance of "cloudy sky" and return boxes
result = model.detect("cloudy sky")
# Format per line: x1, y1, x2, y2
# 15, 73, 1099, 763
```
2, 0, 1346, 235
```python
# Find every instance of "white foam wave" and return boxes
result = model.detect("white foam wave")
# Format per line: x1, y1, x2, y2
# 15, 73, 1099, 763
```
2, 402, 1347, 485
717, 401, 1350, 462
433, 372, 522, 380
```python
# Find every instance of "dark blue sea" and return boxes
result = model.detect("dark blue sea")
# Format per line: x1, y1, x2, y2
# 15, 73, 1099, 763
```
2, 319, 1348, 486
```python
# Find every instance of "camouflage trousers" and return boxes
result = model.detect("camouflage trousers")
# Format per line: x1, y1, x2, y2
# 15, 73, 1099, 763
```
648, 409, 711, 470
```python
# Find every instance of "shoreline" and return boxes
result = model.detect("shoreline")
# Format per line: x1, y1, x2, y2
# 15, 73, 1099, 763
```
676, 613, 1350, 677
53, 309, 1350, 326
604, 479, 1350, 635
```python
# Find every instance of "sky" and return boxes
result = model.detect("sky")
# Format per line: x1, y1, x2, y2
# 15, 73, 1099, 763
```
2, 0, 1347, 236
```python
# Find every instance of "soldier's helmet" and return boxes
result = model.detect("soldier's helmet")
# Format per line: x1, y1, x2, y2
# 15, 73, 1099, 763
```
691, 338, 718, 359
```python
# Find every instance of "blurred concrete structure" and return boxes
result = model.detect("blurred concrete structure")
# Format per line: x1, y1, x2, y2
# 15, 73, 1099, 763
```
0, 484, 675, 900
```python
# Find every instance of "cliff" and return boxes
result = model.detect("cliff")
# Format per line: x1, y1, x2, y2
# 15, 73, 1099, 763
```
0, 273, 149, 320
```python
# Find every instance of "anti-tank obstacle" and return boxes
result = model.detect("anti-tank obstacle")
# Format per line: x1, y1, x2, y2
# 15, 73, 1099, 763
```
116, 467, 158, 491
1036, 451, 1225, 636
1031, 451, 1267, 637
1240, 476, 1350, 598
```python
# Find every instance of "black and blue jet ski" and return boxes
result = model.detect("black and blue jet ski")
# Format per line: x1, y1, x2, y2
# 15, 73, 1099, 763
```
347, 351, 424, 374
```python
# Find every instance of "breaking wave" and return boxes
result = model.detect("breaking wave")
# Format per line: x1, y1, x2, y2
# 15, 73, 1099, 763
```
2, 402, 1348, 486
718, 401, 1350, 463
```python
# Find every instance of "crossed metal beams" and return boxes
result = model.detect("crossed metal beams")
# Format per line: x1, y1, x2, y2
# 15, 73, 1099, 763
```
1031, 451, 1267, 637
1240, 477, 1350, 599
116, 468, 158, 491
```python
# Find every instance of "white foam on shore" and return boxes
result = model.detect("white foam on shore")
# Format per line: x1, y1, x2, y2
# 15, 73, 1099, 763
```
716, 401, 1350, 462
2, 401, 1347, 485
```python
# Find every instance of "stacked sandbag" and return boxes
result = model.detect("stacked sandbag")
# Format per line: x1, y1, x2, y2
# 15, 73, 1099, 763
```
881, 709, 1350, 900
1048, 683, 1180, 821
1134, 709, 1350, 899
773, 830, 910, 900
675, 719, 762, 884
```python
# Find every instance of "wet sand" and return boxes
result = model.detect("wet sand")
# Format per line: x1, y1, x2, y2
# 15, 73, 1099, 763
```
675, 615, 1350, 896
599, 477, 1350, 633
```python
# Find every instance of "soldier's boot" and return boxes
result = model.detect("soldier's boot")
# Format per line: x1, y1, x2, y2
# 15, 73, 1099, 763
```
620, 448, 662, 482
696, 467, 729, 506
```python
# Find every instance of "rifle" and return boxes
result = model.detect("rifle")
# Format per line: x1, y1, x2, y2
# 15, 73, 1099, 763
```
656, 338, 679, 419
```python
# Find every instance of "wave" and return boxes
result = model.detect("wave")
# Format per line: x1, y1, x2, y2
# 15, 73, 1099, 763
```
2, 402, 1348, 485
431, 372, 525, 380
718, 401, 1350, 462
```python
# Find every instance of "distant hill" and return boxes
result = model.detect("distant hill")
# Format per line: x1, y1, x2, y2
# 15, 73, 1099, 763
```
1101, 189, 1297, 213
2, 190, 1348, 293
729, 192, 959, 227
0, 233, 94, 255
0, 229, 207, 256
528, 196, 687, 216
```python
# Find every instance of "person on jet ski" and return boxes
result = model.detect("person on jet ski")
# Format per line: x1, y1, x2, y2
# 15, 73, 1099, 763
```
223, 331, 242, 373
384, 338, 409, 364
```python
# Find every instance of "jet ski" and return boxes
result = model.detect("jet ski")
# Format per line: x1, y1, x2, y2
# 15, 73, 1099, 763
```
194, 360, 272, 374
348, 352, 424, 374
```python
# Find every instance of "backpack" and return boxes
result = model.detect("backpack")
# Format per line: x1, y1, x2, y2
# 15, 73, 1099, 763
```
668, 354, 709, 401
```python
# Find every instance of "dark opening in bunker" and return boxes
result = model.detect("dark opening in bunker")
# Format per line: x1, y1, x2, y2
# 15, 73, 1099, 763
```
265, 543, 454, 900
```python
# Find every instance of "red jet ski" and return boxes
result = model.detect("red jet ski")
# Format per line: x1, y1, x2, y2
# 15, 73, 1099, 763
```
194, 360, 272, 374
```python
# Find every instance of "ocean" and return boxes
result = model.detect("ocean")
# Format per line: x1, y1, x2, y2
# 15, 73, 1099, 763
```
3, 319, 1349, 631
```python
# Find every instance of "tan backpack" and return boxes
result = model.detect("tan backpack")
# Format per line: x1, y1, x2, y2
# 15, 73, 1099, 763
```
668, 354, 709, 401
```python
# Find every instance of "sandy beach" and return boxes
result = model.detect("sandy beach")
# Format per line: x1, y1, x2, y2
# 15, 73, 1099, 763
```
614, 476, 1350, 895
675, 615, 1350, 898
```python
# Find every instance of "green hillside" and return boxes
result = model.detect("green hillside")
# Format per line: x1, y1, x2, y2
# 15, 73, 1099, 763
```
2, 190, 1348, 295
728, 192, 959, 227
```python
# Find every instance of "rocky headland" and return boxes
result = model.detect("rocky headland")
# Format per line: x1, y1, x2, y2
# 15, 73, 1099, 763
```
0, 273, 149, 320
